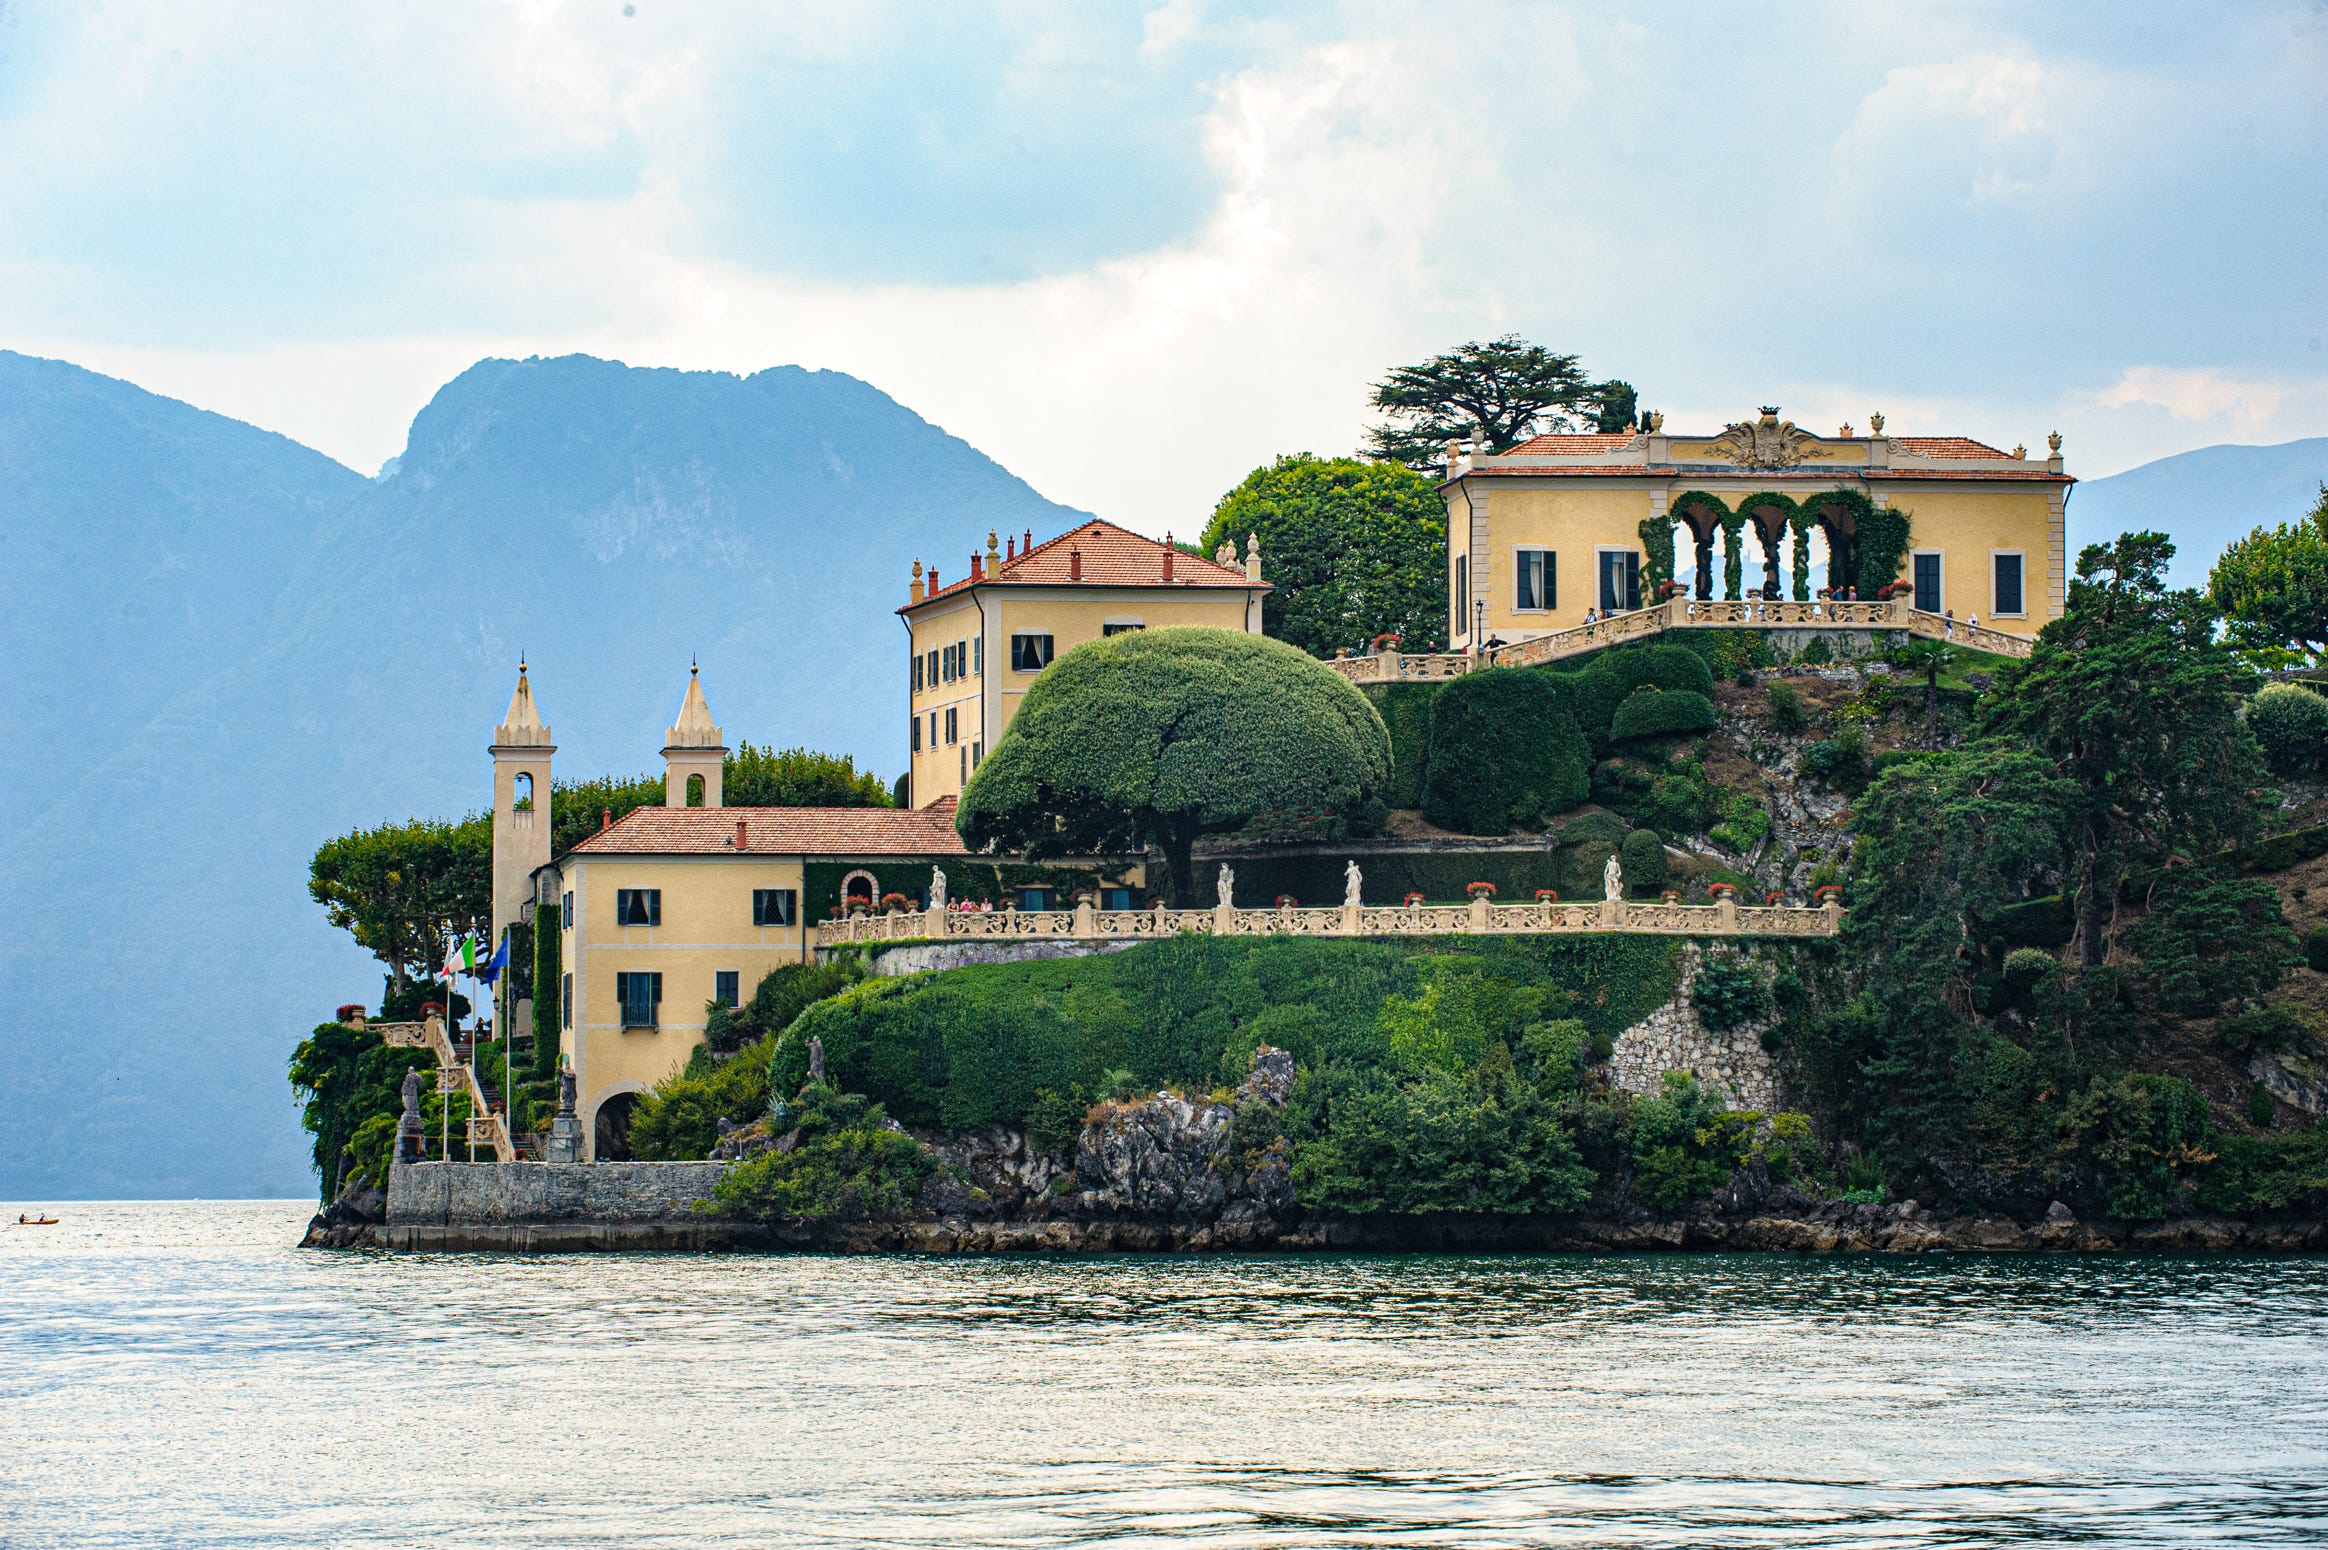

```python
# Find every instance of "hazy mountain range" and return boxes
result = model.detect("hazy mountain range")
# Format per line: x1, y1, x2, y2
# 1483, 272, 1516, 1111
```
0, 350, 1083, 1199
0, 348, 2321, 1199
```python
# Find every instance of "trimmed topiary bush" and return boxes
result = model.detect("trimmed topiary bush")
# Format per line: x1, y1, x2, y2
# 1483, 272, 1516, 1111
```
2251, 682, 2328, 776
1420, 668, 1590, 834
1765, 681, 1809, 734
1619, 828, 1668, 895
1610, 687, 1718, 743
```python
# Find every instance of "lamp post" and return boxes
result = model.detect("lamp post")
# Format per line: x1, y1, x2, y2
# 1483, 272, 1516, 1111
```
1472, 598, 1484, 661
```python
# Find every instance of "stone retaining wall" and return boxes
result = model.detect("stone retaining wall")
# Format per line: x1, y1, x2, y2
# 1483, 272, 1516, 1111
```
856, 939, 1140, 977
1607, 942, 1782, 1111
388, 1160, 726, 1227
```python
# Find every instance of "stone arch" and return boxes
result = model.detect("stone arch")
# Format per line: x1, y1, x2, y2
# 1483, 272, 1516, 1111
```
1797, 490, 1878, 598
840, 869, 878, 913
1670, 492, 1732, 601
512, 771, 535, 810
586, 1081, 648, 1162
1732, 493, 1801, 601
685, 772, 705, 807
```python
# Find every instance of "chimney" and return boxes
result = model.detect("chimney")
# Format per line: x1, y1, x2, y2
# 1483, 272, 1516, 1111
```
1006, 535, 1016, 561
910, 558, 924, 604
735, 818, 748, 850
601, 806, 611, 832
1024, 528, 1032, 554
929, 566, 939, 594
1162, 533, 1175, 581
1069, 547, 1082, 581
970, 551, 984, 582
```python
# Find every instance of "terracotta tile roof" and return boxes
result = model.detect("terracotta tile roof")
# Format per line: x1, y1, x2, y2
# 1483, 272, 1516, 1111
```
568, 804, 969, 857
1896, 436, 2012, 459
910, 518, 1264, 609
1503, 432, 1638, 455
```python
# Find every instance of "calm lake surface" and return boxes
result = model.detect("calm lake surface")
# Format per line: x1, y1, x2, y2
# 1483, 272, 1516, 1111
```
4, 1201, 2327, 1547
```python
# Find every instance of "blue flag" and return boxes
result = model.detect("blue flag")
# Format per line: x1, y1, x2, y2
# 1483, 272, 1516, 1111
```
478, 936, 510, 987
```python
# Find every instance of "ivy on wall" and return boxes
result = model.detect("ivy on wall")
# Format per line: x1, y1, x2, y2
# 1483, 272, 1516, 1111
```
1638, 513, 1677, 592
1671, 492, 1732, 601
532, 912, 560, 1078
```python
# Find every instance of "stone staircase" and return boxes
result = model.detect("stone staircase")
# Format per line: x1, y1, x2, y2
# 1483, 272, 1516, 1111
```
373, 1013, 515, 1162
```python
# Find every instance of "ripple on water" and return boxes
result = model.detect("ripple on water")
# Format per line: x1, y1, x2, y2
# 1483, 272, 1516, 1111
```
2, 1201, 2326, 1547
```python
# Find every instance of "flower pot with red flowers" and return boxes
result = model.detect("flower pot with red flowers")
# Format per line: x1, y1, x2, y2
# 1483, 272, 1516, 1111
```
1274, 894, 1299, 909
1402, 891, 1427, 907
1372, 632, 1402, 654
881, 892, 913, 914
1659, 889, 1682, 904
1765, 890, 1787, 906
1534, 888, 1559, 903
336, 1003, 367, 1026
1706, 881, 1738, 900
1466, 881, 1497, 900
1813, 885, 1844, 905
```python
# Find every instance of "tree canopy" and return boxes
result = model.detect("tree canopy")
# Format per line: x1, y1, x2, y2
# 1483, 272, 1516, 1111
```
1198, 454, 1448, 656
2208, 483, 2328, 665
1978, 532, 2268, 967
1365, 336, 1637, 470
956, 627, 1392, 904
309, 815, 491, 990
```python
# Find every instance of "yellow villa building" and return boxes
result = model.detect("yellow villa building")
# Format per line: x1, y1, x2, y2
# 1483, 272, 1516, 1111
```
900, 518, 1270, 806
1442, 408, 2073, 651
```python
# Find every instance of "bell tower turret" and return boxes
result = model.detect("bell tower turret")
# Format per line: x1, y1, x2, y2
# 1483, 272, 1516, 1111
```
663, 663, 726, 808
491, 661, 555, 958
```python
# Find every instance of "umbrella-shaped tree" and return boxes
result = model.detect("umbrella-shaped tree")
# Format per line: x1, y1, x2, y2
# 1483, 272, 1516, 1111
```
957, 627, 1393, 904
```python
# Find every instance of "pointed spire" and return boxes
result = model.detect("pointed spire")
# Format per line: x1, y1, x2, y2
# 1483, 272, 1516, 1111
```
665, 661, 724, 749
494, 661, 552, 747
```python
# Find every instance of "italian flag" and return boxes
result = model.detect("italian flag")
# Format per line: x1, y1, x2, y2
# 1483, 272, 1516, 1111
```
441, 933, 478, 980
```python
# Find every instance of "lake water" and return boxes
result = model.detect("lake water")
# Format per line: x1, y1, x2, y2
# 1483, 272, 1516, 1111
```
4, 1201, 2327, 1547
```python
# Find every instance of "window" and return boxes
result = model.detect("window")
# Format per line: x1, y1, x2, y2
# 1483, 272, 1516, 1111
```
714, 971, 739, 1008
1011, 633, 1054, 672
926, 648, 939, 687
971, 740, 981, 768
1913, 551, 1943, 613
1103, 620, 1144, 636
911, 715, 921, 751
615, 888, 660, 927
1992, 552, 2024, 617
1018, 886, 1056, 911
945, 707, 958, 744
1515, 548, 1550, 611
561, 971, 572, 1030
753, 888, 797, 927
912, 654, 923, 693
973, 636, 982, 674
561, 891, 573, 929
1598, 550, 1641, 612
929, 711, 938, 750
615, 971, 662, 1028
1100, 887, 1134, 911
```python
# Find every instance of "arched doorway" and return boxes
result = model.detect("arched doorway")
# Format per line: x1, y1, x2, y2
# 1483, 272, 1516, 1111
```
841, 869, 878, 914
594, 1091, 640, 1161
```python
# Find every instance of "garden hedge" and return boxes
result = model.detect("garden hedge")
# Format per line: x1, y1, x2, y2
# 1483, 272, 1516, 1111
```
1610, 687, 1718, 742
1420, 668, 1590, 834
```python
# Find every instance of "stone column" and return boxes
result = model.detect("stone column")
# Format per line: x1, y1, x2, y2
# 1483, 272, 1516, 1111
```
1600, 896, 1624, 928
925, 904, 947, 938
1342, 900, 1364, 935
1073, 896, 1098, 937
1717, 893, 1738, 931
1213, 902, 1235, 936
1468, 894, 1491, 932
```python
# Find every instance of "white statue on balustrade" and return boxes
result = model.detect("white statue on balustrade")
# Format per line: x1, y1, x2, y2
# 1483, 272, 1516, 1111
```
1217, 862, 1235, 909
929, 866, 947, 911
1344, 859, 1363, 908
1604, 852, 1623, 901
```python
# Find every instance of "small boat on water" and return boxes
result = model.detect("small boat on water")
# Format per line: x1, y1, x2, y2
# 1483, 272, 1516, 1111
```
13, 1214, 59, 1226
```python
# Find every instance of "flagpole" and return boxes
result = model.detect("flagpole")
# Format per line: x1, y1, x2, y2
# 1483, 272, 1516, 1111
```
440, 927, 450, 1166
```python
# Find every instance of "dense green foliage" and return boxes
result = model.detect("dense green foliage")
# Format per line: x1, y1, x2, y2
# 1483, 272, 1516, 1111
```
1419, 669, 1590, 834
1364, 336, 1632, 469
958, 628, 1392, 903
1198, 455, 1448, 655
288, 1021, 435, 1201
1610, 687, 1718, 742
2249, 682, 2328, 775
626, 961, 865, 1158
308, 816, 490, 990
1619, 828, 1668, 895
532, 906, 561, 1071
724, 742, 894, 808
2124, 868, 2297, 1018
1368, 682, 1440, 809
2208, 484, 2328, 664
1980, 532, 2267, 968
700, 1085, 934, 1221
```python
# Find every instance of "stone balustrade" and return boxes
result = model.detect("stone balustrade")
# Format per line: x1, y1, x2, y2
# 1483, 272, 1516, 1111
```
815, 894, 1841, 948
1327, 594, 2031, 683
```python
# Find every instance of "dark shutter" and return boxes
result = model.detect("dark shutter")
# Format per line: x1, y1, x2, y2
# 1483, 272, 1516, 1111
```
1994, 554, 2023, 615
1546, 551, 1557, 609
1914, 553, 1941, 613
1624, 552, 1641, 611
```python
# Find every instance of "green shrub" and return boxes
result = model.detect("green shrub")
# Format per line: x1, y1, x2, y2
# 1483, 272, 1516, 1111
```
2250, 682, 2328, 776
1798, 726, 1868, 792
1620, 828, 1668, 895
1766, 682, 1809, 734
2000, 947, 2059, 996
2220, 1002, 2312, 1054
1627, 1072, 1737, 1212
1798, 635, 1832, 667
1420, 668, 1590, 834
2059, 1072, 2215, 1220
700, 1085, 934, 1221
1692, 958, 1769, 1031
1610, 687, 1718, 742
2196, 1126, 2328, 1212
1369, 682, 1440, 809
1708, 791, 1771, 854
2307, 926, 2328, 974
1286, 1064, 1593, 1213
629, 1042, 776, 1160
2248, 1082, 2277, 1129
1590, 755, 1718, 837
1989, 894, 2074, 949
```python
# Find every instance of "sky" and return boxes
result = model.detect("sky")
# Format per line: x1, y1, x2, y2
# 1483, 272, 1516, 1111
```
3, 0, 2326, 530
